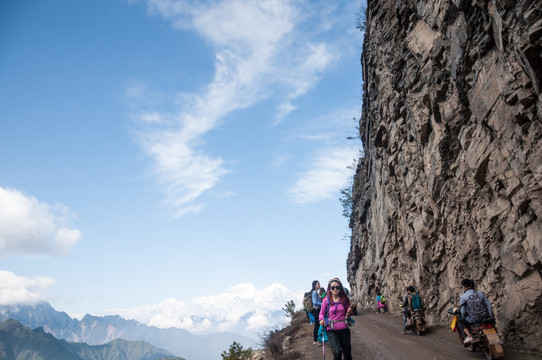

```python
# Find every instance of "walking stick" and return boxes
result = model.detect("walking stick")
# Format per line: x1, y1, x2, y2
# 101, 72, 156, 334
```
322, 326, 326, 360
322, 297, 329, 360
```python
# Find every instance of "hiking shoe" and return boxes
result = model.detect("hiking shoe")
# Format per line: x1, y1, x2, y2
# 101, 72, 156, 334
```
463, 336, 473, 344
401, 331, 407, 335
313, 341, 322, 346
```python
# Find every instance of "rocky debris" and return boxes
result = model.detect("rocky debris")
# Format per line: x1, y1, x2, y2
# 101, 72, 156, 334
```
347, 0, 542, 353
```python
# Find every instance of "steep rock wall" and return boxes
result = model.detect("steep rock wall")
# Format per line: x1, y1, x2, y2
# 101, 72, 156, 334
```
347, 0, 542, 352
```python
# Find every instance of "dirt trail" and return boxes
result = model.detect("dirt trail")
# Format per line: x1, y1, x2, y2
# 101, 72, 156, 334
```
294, 310, 541, 360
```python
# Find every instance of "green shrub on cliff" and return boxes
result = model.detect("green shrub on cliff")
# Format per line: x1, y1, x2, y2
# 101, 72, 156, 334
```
221, 341, 254, 360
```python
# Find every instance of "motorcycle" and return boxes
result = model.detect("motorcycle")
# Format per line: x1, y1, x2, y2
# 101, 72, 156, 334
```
399, 299, 426, 335
447, 298, 505, 359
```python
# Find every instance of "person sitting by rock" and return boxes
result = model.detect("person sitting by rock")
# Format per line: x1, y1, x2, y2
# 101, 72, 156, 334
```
376, 291, 388, 314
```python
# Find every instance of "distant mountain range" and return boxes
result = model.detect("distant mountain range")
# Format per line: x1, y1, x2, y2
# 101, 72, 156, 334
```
0, 302, 258, 360
0, 318, 181, 360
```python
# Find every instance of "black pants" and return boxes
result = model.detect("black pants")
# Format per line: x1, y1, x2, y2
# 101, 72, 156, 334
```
327, 328, 352, 360
402, 310, 411, 330
457, 316, 472, 339
312, 308, 320, 342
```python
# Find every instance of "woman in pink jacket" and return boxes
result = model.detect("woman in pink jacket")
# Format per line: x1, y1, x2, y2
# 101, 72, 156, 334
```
319, 278, 354, 360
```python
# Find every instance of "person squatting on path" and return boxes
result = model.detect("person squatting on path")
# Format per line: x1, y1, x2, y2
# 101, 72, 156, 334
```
376, 291, 388, 314
319, 278, 354, 360
311, 280, 323, 346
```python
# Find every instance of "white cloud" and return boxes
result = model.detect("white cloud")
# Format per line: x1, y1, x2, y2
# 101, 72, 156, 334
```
125, 80, 168, 108
191, 0, 296, 48
287, 42, 337, 99
284, 106, 361, 204
298, 107, 361, 139
105, 282, 302, 335
0, 270, 55, 305
288, 146, 358, 204
0, 187, 82, 257
273, 42, 337, 125
137, 111, 166, 124
246, 311, 271, 330
146, 0, 187, 19
54, 228, 82, 253
270, 152, 292, 169
131, 0, 341, 216
275, 102, 297, 124
138, 128, 229, 218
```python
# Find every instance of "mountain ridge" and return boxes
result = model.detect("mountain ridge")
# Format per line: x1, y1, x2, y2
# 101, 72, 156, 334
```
0, 318, 182, 360
0, 302, 258, 360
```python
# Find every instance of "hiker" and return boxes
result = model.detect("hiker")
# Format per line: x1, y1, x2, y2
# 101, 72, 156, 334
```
401, 285, 424, 334
319, 287, 326, 299
454, 278, 494, 344
344, 287, 357, 315
308, 310, 315, 324
319, 278, 354, 360
376, 291, 388, 314
311, 280, 323, 346
302, 290, 315, 324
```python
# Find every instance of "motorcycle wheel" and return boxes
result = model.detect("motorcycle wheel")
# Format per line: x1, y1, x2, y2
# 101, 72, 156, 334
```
484, 344, 495, 360
467, 343, 476, 352
416, 323, 424, 336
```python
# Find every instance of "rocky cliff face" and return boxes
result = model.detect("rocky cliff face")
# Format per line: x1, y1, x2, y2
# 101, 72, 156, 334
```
347, 0, 542, 352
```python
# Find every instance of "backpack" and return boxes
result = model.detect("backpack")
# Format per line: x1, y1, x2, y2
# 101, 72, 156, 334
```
381, 296, 386, 304
411, 293, 422, 309
465, 291, 489, 324
303, 292, 314, 312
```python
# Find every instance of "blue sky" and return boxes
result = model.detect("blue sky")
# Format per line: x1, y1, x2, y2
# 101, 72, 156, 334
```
0, 0, 363, 337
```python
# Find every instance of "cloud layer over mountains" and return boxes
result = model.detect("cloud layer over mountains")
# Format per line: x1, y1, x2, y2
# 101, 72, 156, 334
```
104, 282, 300, 336
0, 274, 301, 338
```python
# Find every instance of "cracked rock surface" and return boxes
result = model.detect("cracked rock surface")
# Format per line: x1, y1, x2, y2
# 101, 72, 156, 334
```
347, 0, 542, 352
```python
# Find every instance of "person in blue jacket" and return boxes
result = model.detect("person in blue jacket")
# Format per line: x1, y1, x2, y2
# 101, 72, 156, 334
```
311, 280, 323, 345
455, 279, 493, 344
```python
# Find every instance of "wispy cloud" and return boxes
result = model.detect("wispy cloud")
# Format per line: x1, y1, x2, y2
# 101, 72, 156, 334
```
288, 145, 358, 204
0, 187, 82, 257
104, 282, 301, 335
274, 42, 337, 125
0, 270, 55, 305
270, 152, 293, 169
130, 0, 341, 216
298, 107, 360, 139
285, 106, 360, 204
125, 80, 168, 108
